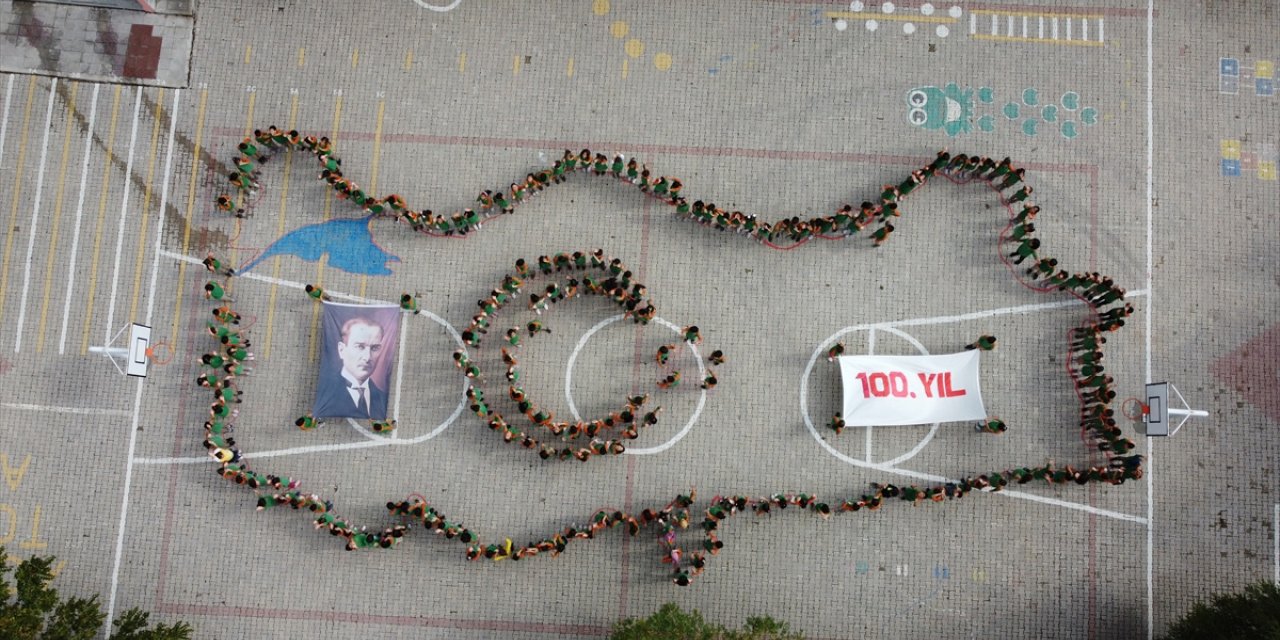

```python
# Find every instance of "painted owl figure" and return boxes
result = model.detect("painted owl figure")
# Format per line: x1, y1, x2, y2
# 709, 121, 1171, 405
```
905, 83, 975, 137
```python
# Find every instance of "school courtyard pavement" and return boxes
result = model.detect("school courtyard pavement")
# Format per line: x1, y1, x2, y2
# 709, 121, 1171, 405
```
0, 0, 1276, 638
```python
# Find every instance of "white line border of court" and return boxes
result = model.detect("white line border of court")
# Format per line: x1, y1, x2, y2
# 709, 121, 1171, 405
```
798, 291, 1152, 526
104, 88, 180, 636
60, 83, 100, 354
1145, 1, 1156, 637
129, 249, 470, 465
564, 314, 708, 456
0, 401, 130, 417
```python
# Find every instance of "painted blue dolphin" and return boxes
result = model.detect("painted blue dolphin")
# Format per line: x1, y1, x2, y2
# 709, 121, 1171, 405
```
238, 215, 400, 276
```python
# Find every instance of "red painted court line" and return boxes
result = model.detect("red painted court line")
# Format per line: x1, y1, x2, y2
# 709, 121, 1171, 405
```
153, 601, 611, 636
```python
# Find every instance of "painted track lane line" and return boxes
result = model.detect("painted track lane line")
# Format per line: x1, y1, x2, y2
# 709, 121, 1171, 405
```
0, 402, 131, 417
59, 83, 100, 354
103, 87, 143, 347
104, 88, 180, 638
14, 78, 58, 352
79, 84, 123, 355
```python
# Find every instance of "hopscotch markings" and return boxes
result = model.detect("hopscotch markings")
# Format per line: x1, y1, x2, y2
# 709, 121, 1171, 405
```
799, 291, 1152, 523
969, 8, 1106, 47
59, 83, 101, 354
14, 78, 59, 353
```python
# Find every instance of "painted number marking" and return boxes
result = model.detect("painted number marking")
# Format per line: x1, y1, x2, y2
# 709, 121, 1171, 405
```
853, 371, 967, 399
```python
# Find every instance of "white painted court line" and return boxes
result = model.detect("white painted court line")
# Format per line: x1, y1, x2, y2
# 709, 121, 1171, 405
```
1052, 17, 1059, 40
563, 314, 707, 455
13, 78, 58, 353
59, 82, 100, 354
1098, 18, 1104, 43
157, 249, 391, 306
865, 327, 876, 463
104, 88, 179, 638
0, 401, 130, 417
103, 87, 142, 347
345, 417, 385, 442
392, 312, 406, 435
1145, 1, 1156, 637
0, 75, 14, 193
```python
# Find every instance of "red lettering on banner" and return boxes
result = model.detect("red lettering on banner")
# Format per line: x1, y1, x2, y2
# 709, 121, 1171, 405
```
918, 372, 936, 398
943, 371, 967, 397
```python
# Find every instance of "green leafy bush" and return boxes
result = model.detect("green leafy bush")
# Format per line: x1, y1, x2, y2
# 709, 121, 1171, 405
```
611, 602, 804, 640
1162, 581, 1280, 640
0, 547, 194, 640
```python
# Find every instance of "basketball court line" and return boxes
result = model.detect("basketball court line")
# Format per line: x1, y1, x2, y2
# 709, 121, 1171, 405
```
1144, 1, 1156, 637
103, 86, 143, 349
59, 82, 100, 354
12, 78, 57, 352
0, 401, 130, 417
105, 88, 180, 636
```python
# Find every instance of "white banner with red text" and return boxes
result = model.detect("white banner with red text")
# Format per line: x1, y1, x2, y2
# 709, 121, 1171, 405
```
837, 351, 986, 426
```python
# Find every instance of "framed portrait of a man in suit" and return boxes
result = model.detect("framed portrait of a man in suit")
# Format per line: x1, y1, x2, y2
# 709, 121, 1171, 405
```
313, 302, 401, 420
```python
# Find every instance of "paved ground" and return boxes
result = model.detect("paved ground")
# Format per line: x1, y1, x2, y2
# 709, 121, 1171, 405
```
0, 0, 1277, 638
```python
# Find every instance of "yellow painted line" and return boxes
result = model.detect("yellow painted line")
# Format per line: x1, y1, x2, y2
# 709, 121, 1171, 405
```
169, 89, 207, 346
81, 85, 123, 355
404, 50, 413, 70
35, 82, 79, 353
262, 91, 298, 359
351, 48, 360, 68
126, 88, 164, 323
225, 90, 256, 299
970, 9, 1104, 19
826, 11, 956, 23
458, 52, 466, 73
244, 44, 252, 65
513, 55, 521, 75
297, 47, 306, 67
971, 33, 1103, 46
622, 59, 629, 79
566, 57, 575, 77
308, 93, 343, 362
0, 77, 39, 330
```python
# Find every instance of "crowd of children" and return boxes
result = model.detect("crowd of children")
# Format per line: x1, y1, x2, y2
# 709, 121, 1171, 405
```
198, 132, 1142, 585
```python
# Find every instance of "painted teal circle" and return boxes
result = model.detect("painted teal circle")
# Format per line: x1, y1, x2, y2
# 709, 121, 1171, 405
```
1080, 107, 1098, 125
1061, 121, 1078, 139
1042, 104, 1058, 122
1003, 103, 1020, 119
1061, 91, 1080, 110
978, 87, 995, 103
1022, 119, 1039, 136
1022, 88, 1039, 105
977, 115, 995, 132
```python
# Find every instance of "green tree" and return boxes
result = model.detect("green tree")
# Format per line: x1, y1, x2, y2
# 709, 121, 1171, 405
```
1162, 581, 1280, 640
0, 547, 194, 640
611, 602, 804, 640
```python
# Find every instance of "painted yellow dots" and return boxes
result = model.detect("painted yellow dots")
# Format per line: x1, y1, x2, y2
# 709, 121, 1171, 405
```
653, 52, 672, 71
625, 39, 645, 58
610, 20, 629, 38
592, 0, 609, 15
